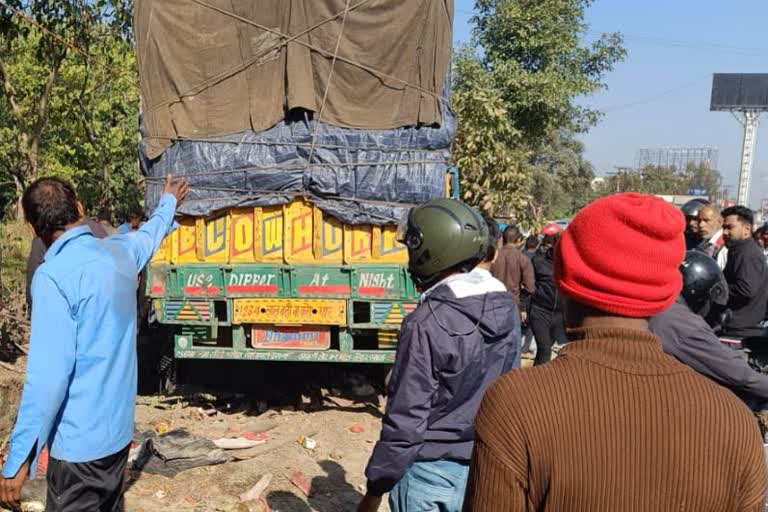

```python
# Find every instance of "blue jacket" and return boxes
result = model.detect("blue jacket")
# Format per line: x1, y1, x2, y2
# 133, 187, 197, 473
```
2, 194, 176, 477
365, 269, 520, 496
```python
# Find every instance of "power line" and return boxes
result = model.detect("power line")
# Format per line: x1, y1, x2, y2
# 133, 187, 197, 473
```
600, 74, 712, 113
0, 1, 135, 80
587, 29, 768, 57
0, 0, 90, 59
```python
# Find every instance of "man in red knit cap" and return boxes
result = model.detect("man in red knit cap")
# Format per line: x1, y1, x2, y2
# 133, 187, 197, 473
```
464, 192, 767, 512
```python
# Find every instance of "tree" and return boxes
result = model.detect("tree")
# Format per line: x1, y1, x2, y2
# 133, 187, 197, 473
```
0, 0, 136, 218
474, 0, 625, 146
638, 165, 680, 195
533, 130, 595, 217
452, 47, 532, 219
528, 167, 568, 219
684, 162, 721, 197
599, 163, 723, 199
453, 0, 625, 221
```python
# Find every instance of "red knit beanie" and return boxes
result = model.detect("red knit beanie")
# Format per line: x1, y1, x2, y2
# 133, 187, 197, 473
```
554, 193, 685, 318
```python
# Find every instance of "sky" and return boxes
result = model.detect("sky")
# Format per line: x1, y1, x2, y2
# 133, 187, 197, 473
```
453, 1, 768, 208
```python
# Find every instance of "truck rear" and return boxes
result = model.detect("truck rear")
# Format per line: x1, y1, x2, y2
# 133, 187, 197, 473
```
135, 0, 456, 364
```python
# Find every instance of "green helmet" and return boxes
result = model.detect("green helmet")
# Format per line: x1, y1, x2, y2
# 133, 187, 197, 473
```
397, 198, 489, 288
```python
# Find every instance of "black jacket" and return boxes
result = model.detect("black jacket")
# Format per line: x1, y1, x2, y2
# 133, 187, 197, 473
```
530, 249, 562, 312
722, 238, 768, 337
365, 277, 520, 496
650, 298, 768, 401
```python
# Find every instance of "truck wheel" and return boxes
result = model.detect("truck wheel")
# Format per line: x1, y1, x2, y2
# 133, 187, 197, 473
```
157, 353, 177, 395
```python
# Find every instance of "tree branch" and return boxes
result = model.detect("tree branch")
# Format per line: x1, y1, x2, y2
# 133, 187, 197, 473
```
0, 53, 29, 153
29, 48, 66, 161
77, 57, 99, 148
0, 56, 22, 125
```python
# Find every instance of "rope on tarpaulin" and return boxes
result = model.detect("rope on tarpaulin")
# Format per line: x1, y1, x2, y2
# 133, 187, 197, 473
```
140, 135, 452, 153
144, 180, 421, 210
142, 0, 451, 220
143, 0, 372, 114
161, 193, 409, 224
142, 157, 449, 213
142, 158, 449, 178
307, 0, 352, 165
146, 0, 448, 116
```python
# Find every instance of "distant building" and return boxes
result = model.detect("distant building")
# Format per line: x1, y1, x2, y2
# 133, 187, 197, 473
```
655, 194, 710, 207
635, 147, 719, 172
591, 177, 606, 191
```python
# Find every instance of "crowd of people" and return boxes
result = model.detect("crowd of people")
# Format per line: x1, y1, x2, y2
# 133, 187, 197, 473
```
490, 197, 768, 369
358, 193, 768, 511
681, 198, 768, 338
3, 177, 768, 511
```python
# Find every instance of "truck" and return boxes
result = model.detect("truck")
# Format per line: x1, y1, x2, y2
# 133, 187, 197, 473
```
135, 0, 456, 366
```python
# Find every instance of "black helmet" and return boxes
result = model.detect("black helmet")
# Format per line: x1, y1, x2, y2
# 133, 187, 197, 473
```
680, 198, 710, 218
397, 198, 489, 289
680, 250, 728, 310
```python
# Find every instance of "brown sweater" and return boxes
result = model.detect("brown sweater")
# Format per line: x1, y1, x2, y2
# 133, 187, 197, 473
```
465, 327, 767, 511
491, 245, 535, 305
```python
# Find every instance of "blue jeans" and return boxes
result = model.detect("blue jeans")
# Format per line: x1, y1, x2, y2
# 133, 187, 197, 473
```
389, 460, 470, 512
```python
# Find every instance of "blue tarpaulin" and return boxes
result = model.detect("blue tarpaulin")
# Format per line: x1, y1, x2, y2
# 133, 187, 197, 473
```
141, 108, 456, 225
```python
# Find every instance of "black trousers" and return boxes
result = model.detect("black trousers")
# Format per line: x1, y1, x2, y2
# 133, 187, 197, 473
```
529, 305, 566, 366
521, 324, 534, 353
46, 445, 130, 512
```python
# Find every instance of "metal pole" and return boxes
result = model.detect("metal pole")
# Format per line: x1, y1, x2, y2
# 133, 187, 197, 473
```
736, 111, 761, 205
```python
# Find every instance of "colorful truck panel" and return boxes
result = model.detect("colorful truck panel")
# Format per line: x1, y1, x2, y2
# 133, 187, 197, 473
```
148, 199, 419, 363
150, 201, 408, 267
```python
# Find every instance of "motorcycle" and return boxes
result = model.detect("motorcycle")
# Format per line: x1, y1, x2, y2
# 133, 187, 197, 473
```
718, 330, 768, 433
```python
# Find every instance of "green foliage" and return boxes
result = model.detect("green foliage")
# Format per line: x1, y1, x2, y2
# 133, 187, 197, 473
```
684, 162, 722, 197
599, 163, 723, 197
0, 1, 139, 221
533, 130, 596, 218
474, 0, 625, 144
452, 47, 532, 220
453, 0, 625, 222
0, 219, 31, 296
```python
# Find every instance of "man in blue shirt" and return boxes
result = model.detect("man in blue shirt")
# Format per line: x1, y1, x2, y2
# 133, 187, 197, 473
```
0, 175, 188, 512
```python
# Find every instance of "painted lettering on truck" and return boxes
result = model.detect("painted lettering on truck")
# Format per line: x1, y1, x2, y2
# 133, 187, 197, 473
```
184, 272, 220, 295
298, 272, 351, 295
227, 272, 279, 294
357, 271, 399, 297
151, 203, 408, 265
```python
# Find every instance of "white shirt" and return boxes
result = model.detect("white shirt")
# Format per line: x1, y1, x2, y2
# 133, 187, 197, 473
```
704, 228, 728, 270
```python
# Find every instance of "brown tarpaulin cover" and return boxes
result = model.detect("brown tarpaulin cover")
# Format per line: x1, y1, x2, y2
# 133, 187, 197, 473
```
136, 0, 453, 159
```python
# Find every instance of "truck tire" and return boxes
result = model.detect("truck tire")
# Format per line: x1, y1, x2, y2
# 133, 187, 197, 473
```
157, 353, 177, 395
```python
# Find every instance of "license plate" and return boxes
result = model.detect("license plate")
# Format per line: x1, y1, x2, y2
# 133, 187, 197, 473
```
251, 326, 331, 350
233, 299, 347, 325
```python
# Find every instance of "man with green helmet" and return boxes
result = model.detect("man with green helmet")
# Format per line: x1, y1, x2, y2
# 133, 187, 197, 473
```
358, 198, 521, 512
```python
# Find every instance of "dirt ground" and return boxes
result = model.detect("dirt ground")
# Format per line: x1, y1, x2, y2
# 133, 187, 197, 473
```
0, 371, 23, 443
125, 395, 389, 512
1, 360, 392, 512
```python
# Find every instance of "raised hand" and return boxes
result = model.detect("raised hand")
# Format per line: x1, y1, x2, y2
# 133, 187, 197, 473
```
163, 175, 190, 205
